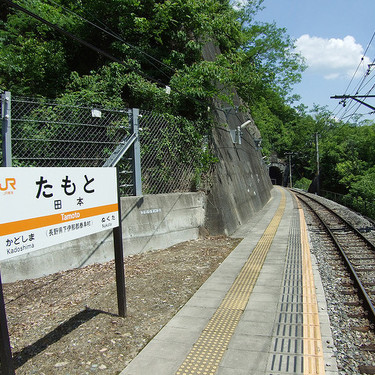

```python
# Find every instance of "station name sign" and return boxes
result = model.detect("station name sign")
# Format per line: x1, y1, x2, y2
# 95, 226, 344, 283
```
0, 167, 119, 261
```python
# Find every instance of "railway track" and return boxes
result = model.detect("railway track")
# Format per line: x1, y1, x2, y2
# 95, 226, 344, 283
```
292, 190, 375, 374
293, 190, 375, 326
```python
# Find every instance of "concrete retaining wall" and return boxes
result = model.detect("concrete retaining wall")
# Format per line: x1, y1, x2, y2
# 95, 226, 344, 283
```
1, 43, 274, 283
205, 125, 272, 235
201, 41, 273, 235
0, 192, 206, 283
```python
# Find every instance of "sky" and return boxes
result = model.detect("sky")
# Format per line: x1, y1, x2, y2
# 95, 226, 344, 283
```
252, 0, 375, 121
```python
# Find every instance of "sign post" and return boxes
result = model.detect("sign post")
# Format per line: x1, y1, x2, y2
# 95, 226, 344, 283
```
0, 272, 15, 375
0, 167, 126, 373
113, 167, 126, 317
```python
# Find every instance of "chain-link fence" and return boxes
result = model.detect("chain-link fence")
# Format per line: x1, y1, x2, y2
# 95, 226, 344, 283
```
1, 92, 206, 196
10, 96, 129, 167
139, 111, 203, 194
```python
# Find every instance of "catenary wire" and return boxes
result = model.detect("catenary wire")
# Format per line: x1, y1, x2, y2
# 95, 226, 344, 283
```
4, 0, 234, 116
44, 0, 176, 80
342, 30, 375, 96
345, 81, 375, 122
333, 31, 375, 121
337, 64, 375, 122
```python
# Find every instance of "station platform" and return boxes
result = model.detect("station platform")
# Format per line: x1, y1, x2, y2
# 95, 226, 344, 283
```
120, 187, 338, 375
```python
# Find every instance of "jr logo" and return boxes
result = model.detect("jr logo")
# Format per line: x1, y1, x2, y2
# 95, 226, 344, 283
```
0, 178, 16, 191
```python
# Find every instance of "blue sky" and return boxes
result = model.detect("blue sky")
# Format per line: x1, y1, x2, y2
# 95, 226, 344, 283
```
252, 0, 375, 121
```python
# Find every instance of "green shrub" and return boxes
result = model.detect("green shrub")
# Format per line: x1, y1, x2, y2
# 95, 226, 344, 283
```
294, 177, 311, 191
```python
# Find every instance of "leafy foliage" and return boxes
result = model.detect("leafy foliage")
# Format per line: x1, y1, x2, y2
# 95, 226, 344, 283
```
349, 167, 375, 201
11, 0, 374, 201
270, 102, 375, 215
0, 0, 305, 115
294, 177, 312, 191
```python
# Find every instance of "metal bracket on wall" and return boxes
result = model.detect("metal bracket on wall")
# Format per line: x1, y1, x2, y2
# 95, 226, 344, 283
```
103, 132, 137, 167
229, 127, 242, 145
103, 108, 142, 196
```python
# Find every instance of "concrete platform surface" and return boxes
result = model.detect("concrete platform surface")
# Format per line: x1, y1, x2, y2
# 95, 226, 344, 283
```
120, 187, 338, 375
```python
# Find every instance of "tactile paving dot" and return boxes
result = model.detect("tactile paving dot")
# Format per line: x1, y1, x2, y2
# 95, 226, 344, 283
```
175, 190, 287, 375
267, 197, 325, 374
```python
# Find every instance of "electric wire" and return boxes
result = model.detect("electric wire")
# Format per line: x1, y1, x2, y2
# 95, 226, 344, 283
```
3, 0, 125, 64
5, 0, 271, 127
4, 0, 173, 85
358, 67, 375, 92
346, 81, 375, 122
10, 0, 279, 127
354, 59, 375, 95
342, 30, 375, 96
4, 0, 235, 117
338, 68, 375, 122
334, 30, 375, 121
45, 0, 176, 80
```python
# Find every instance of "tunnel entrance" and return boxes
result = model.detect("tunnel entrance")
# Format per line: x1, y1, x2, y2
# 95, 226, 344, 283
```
269, 166, 283, 185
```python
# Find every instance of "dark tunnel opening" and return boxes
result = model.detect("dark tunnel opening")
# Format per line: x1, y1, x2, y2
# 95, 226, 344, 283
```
269, 166, 283, 185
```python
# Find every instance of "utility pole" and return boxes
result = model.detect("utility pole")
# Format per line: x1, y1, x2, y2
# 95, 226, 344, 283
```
315, 133, 320, 195
285, 152, 293, 188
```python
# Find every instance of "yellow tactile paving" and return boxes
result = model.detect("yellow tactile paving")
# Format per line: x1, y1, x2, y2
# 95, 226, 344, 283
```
299, 203, 326, 375
175, 189, 287, 375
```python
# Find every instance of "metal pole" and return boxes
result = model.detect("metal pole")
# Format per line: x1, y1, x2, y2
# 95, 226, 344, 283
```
284, 152, 293, 188
315, 133, 320, 195
113, 167, 127, 317
1, 91, 12, 167
0, 272, 15, 374
130, 109, 142, 196
289, 154, 292, 188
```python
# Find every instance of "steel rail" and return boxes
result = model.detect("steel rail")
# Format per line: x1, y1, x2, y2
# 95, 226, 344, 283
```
293, 191, 375, 326
292, 189, 375, 250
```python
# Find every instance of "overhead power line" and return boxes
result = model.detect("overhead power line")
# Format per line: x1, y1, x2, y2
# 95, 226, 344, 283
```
331, 95, 375, 112
3, 0, 129, 64
342, 31, 375, 97
2, 0, 177, 89
45, 0, 176, 79
331, 30, 375, 121
2, 0, 238, 117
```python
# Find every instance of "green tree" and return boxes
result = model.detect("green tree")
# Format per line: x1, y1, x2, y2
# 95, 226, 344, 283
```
0, 0, 85, 96
1, 0, 314, 185
1, 0, 306, 114
349, 167, 375, 202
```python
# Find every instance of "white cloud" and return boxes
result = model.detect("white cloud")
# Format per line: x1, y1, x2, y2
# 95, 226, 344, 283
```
295, 34, 371, 80
324, 73, 340, 80
230, 0, 247, 10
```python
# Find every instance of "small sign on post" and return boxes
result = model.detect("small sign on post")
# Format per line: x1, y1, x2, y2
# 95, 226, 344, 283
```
0, 167, 126, 374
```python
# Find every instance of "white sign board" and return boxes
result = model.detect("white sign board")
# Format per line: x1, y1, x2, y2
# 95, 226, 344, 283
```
0, 167, 119, 261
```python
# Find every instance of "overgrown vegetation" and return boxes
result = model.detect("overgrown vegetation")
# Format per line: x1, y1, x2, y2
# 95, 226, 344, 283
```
1, 0, 374, 212
0, 0, 304, 113
265, 102, 375, 217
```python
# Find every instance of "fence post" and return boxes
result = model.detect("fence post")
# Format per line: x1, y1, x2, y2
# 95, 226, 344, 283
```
1, 91, 12, 167
130, 108, 142, 196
